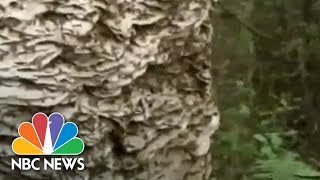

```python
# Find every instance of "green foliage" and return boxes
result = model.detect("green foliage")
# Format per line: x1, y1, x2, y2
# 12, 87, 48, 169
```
252, 133, 320, 180
253, 156, 320, 180
212, 0, 320, 179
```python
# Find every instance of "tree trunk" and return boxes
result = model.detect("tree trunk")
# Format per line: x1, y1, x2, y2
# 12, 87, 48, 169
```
0, 0, 219, 179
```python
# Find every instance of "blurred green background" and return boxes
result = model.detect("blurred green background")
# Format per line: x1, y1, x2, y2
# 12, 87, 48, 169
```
211, 0, 320, 179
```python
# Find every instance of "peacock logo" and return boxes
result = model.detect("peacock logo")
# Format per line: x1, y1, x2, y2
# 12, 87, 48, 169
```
12, 112, 84, 155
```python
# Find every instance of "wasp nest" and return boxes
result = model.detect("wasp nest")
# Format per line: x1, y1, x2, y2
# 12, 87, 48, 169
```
0, 0, 219, 179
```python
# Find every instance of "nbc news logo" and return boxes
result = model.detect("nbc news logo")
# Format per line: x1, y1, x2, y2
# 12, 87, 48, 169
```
11, 112, 85, 171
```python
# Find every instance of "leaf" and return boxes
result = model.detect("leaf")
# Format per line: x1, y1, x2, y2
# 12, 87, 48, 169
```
254, 134, 268, 144
295, 163, 320, 177
269, 133, 283, 149
252, 153, 320, 180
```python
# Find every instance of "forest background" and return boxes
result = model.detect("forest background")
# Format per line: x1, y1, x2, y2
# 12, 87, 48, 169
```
211, 0, 320, 179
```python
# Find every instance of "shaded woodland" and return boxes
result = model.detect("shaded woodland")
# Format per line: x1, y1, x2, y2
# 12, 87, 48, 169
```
212, 0, 320, 179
